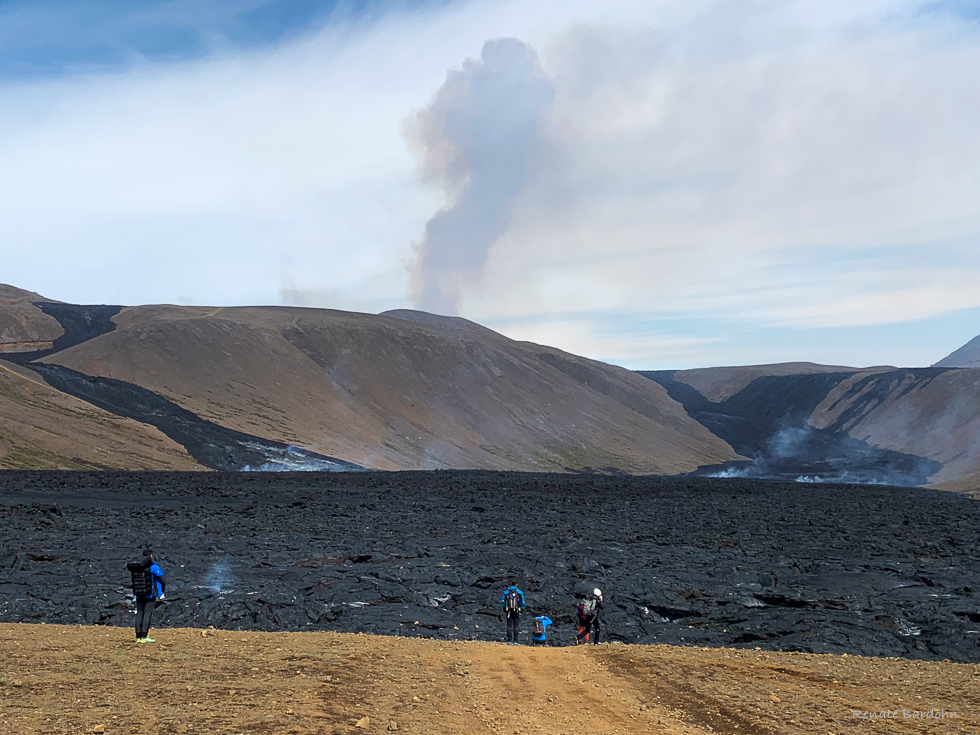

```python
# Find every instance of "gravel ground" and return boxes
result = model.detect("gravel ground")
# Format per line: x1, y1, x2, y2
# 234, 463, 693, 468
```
4, 623, 977, 735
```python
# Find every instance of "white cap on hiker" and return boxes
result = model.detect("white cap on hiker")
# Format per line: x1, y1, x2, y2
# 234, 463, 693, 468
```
594, 588, 602, 597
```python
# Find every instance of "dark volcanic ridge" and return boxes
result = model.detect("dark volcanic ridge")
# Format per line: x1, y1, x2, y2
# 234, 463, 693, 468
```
641, 370, 941, 486
3, 303, 359, 473
1, 471, 978, 662
2, 302, 122, 366
29, 363, 362, 473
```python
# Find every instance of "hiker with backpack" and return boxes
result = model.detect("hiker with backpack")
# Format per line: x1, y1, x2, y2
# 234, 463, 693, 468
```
500, 580, 526, 644
531, 614, 553, 646
128, 549, 166, 643
576, 588, 603, 644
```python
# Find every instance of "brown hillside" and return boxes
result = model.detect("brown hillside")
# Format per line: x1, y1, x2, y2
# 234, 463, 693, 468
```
0, 359, 204, 470
653, 361, 980, 485
672, 362, 863, 402
0, 285, 62, 354
935, 334, 980, 368
44, 305, 738, 472
811, 368, 980, 484
930, 471, 980, 499
1, 623, 975, 735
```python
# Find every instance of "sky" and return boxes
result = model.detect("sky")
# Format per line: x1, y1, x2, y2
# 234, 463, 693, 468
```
1, 0, 979, 369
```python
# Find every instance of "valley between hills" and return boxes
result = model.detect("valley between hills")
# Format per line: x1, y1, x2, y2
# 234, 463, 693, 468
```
2, 283, 980, 490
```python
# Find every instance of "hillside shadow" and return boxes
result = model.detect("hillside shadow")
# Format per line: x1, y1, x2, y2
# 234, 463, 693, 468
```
640, 371, 941, 485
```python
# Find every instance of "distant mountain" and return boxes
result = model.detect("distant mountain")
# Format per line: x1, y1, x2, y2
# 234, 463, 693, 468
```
642, 361, 980, 487
655, 362, 861, 403
7, 282, 977, 486
934, 334, 980, 368
0, 285, 737, 473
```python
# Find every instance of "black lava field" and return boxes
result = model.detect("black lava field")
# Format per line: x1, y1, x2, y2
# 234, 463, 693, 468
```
1, 471, 978, 663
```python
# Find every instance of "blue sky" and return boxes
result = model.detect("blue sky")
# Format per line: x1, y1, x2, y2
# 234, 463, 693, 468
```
1, 0, 979, 369
0, 0, 443, 77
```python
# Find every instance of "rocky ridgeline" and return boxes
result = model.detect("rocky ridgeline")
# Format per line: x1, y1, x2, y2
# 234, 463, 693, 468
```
0, 471, 978, 662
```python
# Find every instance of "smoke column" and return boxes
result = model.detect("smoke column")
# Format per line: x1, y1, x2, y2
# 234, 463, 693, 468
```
405, 38, 554, 315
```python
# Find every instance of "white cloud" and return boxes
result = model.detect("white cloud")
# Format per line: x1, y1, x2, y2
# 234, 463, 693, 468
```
0, 0, 978, 368
462, 6, 980, 351
0, 0, 658, 307
499, 316, 717, 369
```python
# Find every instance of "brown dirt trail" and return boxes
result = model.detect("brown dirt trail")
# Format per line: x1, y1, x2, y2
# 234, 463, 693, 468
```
1, 624, 976, 734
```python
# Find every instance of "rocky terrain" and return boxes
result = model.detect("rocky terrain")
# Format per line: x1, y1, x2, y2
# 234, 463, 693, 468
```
1, 471, 978, 663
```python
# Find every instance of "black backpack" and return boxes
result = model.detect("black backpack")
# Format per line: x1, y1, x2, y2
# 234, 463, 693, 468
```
128, 557, 153, 598
532, 618, 545, 637
505, 589, 521, 612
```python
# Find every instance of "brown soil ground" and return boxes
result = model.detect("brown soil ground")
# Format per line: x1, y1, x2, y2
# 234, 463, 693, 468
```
1, 624, 976, 735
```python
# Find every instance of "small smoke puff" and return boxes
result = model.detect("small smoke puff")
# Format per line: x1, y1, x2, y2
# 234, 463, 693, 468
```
405, 37, 555, 316
202, 556, 234, 593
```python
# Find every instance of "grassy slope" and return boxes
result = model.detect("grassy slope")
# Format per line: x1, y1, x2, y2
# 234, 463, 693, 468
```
0, 286, 62, 354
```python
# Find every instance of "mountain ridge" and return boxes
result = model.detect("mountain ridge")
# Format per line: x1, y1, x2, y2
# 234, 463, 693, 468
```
3, 283, 978, 486
0, 286, 737, 473
935, 333, 980, 368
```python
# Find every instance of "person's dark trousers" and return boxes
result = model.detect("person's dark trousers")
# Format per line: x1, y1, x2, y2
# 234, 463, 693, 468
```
506, 612, 520, 643
590, 616, 601, 644
136, 598, 156, 638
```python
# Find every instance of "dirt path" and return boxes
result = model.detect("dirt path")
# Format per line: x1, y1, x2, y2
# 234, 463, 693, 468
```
1, 624, 976, 734
442, 644, 704, 735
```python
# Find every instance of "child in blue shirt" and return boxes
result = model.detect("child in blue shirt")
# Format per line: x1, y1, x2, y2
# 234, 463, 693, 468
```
531, 615, 553, 645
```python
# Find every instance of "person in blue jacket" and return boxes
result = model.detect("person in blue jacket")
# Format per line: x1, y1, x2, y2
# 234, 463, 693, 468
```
130, 549, 166, 643
500, 579, 526, 644
531, 615, 553, 645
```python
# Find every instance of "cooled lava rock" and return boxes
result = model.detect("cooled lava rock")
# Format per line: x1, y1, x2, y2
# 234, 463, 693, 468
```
0, 471, 978, 662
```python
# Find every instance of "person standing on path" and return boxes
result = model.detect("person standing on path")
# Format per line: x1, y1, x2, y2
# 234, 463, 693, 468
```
500, 579, 526, 645
576, 588, 603, 644
128, 549, 166, 642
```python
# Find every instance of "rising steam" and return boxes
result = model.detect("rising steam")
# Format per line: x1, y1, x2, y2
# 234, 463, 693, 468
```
405, 38, 554, 315
199, 556, 234, 594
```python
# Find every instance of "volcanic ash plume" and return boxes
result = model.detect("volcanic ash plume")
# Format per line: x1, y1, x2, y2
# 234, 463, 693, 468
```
405, 38, 554, 315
